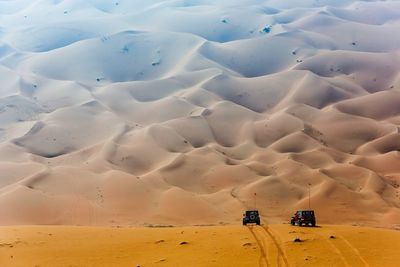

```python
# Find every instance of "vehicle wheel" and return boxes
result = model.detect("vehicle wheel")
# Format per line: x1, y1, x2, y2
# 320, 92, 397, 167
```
299, 222, 303, 227
256, 221, 260, 226
243, 222, 246, 226
291, 220, 295, 226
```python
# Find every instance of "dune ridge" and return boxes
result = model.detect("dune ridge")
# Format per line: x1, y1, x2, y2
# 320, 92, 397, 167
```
0, 0, 399, 227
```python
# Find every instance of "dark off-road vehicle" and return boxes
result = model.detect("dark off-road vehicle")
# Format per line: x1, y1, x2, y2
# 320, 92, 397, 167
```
243, 210, 260, 225
291, 210, 316, 227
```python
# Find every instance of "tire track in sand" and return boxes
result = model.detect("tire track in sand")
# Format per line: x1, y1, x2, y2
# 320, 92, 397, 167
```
260, 225, 290, 267
314, 231, 367, 267
339, 236, 370, 267
323, 235, 352, 267
247, 225, 269, 267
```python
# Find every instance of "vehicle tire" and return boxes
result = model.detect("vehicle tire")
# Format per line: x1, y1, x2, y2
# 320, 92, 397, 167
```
256, 221, 260, 226
243, 222, 246, 226
291, 220, 295, 226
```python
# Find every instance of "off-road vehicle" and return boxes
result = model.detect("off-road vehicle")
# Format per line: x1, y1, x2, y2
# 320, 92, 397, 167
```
242, 210, 260, 225
290, 210, 316, 227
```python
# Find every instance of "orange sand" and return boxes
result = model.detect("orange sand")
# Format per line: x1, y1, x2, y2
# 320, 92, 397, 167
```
1, 224, 400, 267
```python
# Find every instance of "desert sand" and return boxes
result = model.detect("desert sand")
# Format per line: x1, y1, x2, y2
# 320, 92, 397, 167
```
1, 224, 400, 267
0, 0, 400, 228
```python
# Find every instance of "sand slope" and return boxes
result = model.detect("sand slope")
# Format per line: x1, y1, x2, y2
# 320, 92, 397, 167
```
1, 224, 400, 267
0, 0, 400, 227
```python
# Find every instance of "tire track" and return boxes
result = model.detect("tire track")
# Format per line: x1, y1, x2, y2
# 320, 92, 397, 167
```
316, 231, 370, 267
257, 227, 280, 267
313, 231, 358, 267
247, 225, 269, 267
261, 225, 290, 267
324, 236, 352, 267
339, 236, 370, 267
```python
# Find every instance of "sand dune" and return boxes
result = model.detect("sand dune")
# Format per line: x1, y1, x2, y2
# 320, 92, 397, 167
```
0, 0, 399, 228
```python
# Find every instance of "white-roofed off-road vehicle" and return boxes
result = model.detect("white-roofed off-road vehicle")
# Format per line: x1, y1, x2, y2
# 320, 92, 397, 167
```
242, 210, 260, 225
